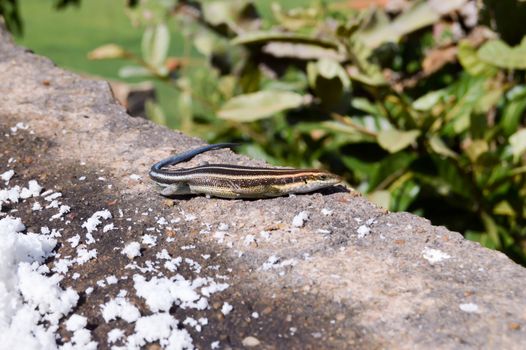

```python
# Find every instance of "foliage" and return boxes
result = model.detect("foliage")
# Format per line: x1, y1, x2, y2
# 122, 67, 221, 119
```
91, 0, 526, 265
6, 0, 526, 264
0, 0, 22, 34
0, 0, 79, 34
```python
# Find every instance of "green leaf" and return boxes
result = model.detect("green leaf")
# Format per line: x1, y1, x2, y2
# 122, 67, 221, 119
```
118, 65, 153, 78
308, 59, 350, 88
262, 42, 344, 61
347, 66, 388, 86
125, 0, 173, 26
412, 90, 445, 111
307, 58, 351, 110
175, 80, 194, 133
481, 211, 501, 249
415, 157, 473, 199
315, 121, 372, 142
457, 41, 498, 77
145, 100, 167, 126
390, 177, 420, 212
342, 155, 380, 184
142, 23, 170, 69
271, 2, 320, 31
88, 44, 130, 60
242, 143, 280, 165
357, 0, 465, 48
444, 75, 485, 133
202, 0, 259, 32
345, 38, 387, 86
478, 38, 526, 70
367, 191, 391, 209
474, 87, 505, 114
494, 201, 516, 217
232, 31, 338, 49
452, 113, 470, 133
433, 158, 471, 198
469, 114, 486, 140
351, 98, 381, 116
217, 90, 305, 121
240, 61, 262, 93
465, 230, 498, 250
465, 140, 489, 163
263, 67, 307, 92
428, 135, 458, 158
377, 129, 420, 153
368, 152, 417, 191
509, 129, 526, 159
193, 30, 219, 57
203, 0, 242, 26
501, 86, 526, 136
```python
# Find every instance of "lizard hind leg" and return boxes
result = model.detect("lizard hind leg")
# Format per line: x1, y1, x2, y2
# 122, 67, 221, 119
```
159, 183, 192, 197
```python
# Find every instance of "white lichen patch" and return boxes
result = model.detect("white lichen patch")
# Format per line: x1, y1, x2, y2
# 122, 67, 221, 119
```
292, 211, 309, 227
122, 242, 142, 259
129, 174, 142, 181
422, 247, 451, 264
221, 302, 233, 315
356, 225, 371, 238
459, 303, 480, 313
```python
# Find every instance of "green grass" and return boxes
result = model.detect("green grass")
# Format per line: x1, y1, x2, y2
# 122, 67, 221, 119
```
16, 0, 143, 78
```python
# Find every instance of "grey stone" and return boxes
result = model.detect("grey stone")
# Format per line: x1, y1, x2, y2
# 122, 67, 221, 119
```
1, 23, 525, 349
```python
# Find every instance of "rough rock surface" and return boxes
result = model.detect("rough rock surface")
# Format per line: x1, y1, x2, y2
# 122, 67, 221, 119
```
1, 25, 525, 349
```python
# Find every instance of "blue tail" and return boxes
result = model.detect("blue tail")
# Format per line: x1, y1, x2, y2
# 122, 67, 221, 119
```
150, 143, 240, 172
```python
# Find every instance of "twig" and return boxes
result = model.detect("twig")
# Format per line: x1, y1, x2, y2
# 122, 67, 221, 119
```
331, 113, 378, 137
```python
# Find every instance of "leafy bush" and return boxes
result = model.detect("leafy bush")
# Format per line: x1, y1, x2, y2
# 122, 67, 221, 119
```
91, 0, 526, 265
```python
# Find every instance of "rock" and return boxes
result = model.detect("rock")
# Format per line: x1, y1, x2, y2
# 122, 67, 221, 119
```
241, 336, 261, 347
0, 21, 525, 350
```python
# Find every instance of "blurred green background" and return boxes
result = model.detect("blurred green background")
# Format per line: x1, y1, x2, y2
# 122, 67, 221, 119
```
13, 0, 314, 124
4, 0, 526, 265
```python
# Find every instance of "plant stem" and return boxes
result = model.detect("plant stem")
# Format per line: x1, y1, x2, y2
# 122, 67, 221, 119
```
331, 113, 378, 137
